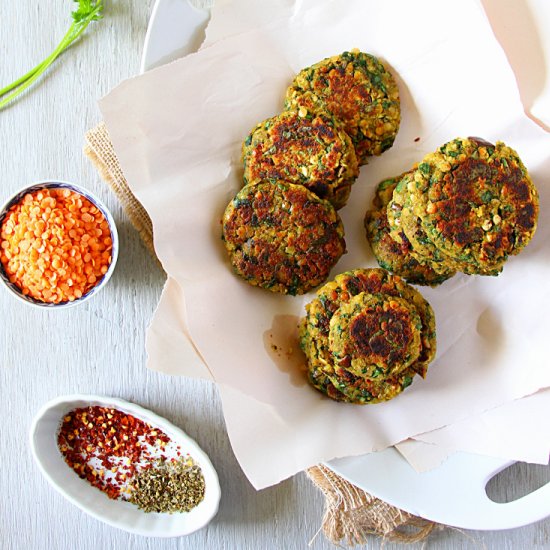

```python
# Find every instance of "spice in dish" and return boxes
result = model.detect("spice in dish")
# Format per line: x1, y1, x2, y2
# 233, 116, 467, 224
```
58, 406, 172, 501
57, 406, 206, 514
128, 456, 205, 513
0, 187, 112, 303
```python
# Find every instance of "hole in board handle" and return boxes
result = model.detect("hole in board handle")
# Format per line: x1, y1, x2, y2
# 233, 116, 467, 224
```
485, 461, 550, 503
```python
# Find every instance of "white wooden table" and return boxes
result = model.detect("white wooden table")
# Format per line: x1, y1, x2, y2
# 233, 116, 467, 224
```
1, 2, 548, 549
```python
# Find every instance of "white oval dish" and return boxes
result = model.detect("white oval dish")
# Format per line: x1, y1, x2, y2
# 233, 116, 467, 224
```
0, 180, 119, 309
30, 394, 221, 537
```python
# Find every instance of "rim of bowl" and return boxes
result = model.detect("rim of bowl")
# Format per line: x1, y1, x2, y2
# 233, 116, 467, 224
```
0, 180, 119, 309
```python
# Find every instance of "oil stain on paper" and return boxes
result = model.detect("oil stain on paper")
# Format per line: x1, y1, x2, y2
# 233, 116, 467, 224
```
263, 314, 308, 387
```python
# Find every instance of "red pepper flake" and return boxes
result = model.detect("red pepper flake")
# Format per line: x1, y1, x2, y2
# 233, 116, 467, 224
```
57, 406, 176, 501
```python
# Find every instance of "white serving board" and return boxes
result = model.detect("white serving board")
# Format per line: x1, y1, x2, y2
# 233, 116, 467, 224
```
139, 0, 550, 530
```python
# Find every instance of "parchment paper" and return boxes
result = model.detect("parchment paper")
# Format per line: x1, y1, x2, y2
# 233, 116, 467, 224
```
395, 439, 455, 473
101, 0, 550, 488
411, 388, 550, 466
396, 389, 550, 472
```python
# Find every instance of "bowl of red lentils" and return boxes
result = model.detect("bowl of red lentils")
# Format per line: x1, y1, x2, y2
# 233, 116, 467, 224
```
0, 180, 118, 307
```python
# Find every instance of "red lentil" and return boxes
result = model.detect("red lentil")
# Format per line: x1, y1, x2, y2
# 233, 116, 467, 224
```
0, 188, 112, 303
57, 406, 172, 500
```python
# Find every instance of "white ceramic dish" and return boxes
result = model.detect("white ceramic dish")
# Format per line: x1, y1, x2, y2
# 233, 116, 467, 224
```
30, 394, 221, 537
141, 0, 210, 73
140, 0, 550, 530
0, 180, 119, 309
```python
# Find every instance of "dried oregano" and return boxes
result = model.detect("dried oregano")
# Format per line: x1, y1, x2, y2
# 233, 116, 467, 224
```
128, 456, 205, 513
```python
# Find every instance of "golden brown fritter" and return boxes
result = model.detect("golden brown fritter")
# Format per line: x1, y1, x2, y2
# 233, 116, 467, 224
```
242, 110, 359, 209
309, 268, 436, 373
299, 269, 437, 404
222, 181, 345, 295
407, 137, 539, 273
285, 50, 400, 165
329, 292, 422, 379
366, 174, 455, 285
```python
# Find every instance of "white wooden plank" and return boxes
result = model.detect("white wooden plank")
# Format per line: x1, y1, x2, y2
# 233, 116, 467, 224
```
0, 1, 548, 549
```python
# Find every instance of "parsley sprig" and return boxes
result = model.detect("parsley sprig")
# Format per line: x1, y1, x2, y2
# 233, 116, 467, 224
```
0, 1, 104, 110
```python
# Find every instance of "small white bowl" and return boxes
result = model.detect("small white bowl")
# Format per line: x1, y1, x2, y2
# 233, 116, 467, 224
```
30, 395, 221, 537
0, 180, 119, 308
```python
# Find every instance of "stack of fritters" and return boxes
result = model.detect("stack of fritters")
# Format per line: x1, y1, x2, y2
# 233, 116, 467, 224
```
365, 173, 455, 286
242, 49, 400, 211
299, 268, 436, 404
223, 50, 401, 294
365, 137, 539, 285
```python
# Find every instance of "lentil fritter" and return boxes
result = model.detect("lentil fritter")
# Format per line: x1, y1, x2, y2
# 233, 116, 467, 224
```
372, 137, 538, 281
285, 50, 401, 165
329, 292, 423, 379
242, 110, 359, 209
366, 174, 455, 285
407, 137, 539, 274
386, 172, 462, 273
299, 268, 436, 404
222, 181, 345, 295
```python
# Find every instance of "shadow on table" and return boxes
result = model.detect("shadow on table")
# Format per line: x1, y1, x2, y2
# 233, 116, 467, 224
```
108, 217, 166, 288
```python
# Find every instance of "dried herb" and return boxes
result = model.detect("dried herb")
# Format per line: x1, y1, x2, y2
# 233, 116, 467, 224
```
129, 457, 206, 513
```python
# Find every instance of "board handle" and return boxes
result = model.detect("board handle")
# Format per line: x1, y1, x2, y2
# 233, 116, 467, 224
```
464, 458, 550, 530
327, 449, 550, 530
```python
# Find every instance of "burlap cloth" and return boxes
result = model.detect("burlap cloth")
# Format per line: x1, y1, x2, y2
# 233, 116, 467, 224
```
84, 121, 439, 546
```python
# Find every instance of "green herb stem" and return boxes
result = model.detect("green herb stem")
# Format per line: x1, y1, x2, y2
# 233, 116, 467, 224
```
0, 26, 78, 107
0, 1, 103, 110
0, 64, 43, 98
0, 21, 80, 97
